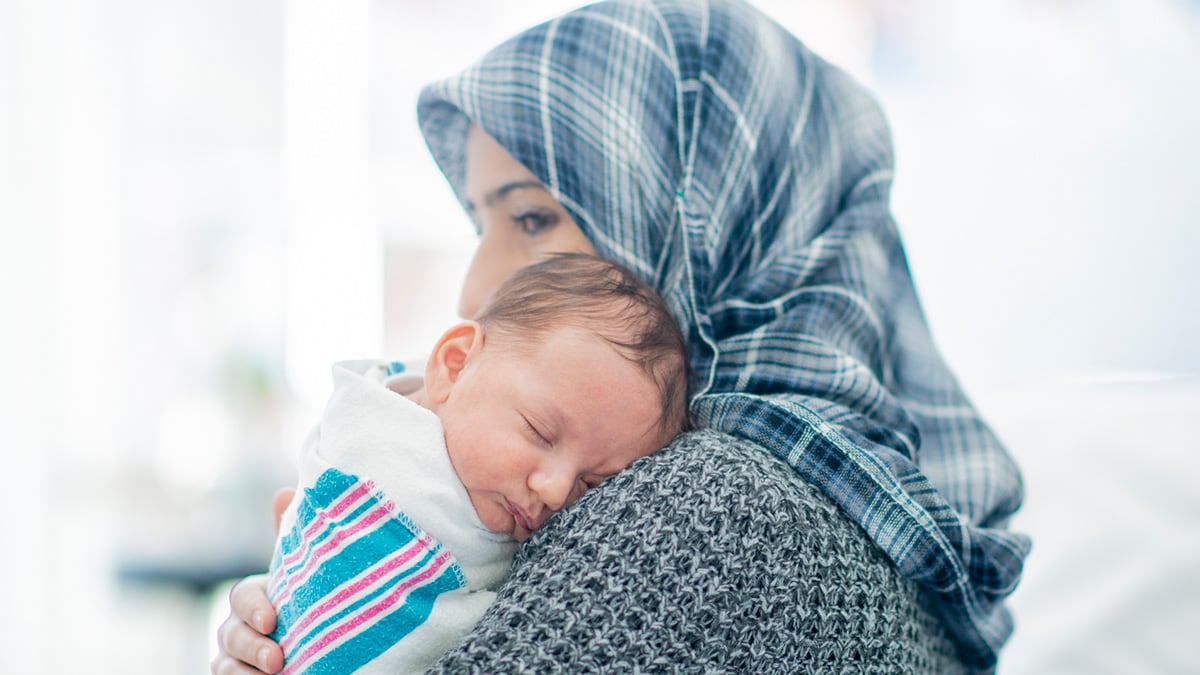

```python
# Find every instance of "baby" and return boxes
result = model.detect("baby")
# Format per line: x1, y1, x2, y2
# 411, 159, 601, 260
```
267, 253, 689, 674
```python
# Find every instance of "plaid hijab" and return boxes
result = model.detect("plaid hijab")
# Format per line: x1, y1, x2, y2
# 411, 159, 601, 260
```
418, 0, 1029, 668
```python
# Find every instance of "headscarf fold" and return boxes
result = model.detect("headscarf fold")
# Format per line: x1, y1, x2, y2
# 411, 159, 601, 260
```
418, 0, 1030, 668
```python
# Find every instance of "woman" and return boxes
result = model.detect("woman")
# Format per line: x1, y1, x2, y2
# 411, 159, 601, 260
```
214, 0, 1029, 672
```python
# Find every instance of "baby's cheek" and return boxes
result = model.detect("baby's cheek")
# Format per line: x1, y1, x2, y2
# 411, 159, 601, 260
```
468, 493, 508, 535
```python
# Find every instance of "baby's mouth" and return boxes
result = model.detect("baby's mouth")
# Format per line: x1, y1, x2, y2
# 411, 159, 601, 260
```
504, 498, 536, 532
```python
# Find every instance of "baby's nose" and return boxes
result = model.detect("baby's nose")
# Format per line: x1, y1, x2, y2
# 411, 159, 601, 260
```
528, 467, 576, 513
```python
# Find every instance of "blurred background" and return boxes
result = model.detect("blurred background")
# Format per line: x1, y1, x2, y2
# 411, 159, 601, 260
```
2, 0, 1197, 673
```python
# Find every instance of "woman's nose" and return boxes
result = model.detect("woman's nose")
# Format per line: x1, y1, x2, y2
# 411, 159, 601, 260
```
458, 251, 500, 318
458, 231, 521, 318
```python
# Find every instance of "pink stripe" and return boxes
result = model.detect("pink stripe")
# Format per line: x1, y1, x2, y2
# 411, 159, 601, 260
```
303, 481, 374, 540
271, 482, 374, 589
283, 549, 453, 674
269, 484, 373, 594
272, 502, 395, 608
279, 531, 436, 653
271, 496, 380, 602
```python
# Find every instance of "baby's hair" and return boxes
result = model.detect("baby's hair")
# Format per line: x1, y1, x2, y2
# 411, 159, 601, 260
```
474, 252, 690, 441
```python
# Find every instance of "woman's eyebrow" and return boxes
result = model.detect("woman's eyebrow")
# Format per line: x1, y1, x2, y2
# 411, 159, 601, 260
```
465, 180, 548, 212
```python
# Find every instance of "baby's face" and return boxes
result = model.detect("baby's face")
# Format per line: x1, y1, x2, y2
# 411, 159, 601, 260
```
436, 326, 669, 541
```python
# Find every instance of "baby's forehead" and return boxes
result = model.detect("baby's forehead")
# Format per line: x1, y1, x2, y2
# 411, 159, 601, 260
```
489, 321, 623, 356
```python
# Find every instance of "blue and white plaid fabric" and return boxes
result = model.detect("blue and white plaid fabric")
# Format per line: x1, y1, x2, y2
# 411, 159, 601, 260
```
418, 0, 1030, 669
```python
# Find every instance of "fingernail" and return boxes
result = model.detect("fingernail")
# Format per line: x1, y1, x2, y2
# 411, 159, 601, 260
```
252, 610, 264, 632
258, 646, 271, 669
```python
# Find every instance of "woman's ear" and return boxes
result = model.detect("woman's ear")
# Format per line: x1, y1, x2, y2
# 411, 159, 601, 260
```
424, 320, 484, 405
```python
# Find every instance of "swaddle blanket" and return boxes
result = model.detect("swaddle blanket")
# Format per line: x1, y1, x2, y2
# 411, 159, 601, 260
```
417, 0, 1030, 669
268, 360, 514, 674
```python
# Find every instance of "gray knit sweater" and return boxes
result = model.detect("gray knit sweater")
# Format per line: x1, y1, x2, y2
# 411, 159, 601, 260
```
428, 430, 969, 673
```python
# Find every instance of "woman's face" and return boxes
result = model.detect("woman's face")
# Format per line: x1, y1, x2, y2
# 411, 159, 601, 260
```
458, 125, 595, 317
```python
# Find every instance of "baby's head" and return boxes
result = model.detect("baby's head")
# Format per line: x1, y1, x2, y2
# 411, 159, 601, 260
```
420, 253, 688, 541
474, 253, 690, 439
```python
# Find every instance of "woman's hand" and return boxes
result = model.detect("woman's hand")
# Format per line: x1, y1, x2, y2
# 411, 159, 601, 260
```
210, 488, 295, 674
211, 575, 283, 674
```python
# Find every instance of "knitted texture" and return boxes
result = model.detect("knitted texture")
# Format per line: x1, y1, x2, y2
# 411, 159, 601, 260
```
429, 430, 968, 673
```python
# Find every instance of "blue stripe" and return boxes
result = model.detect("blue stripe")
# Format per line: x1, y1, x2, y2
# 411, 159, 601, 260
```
304, 567, 465, 674
275, 469, 367, 561
274, 518, 423, 637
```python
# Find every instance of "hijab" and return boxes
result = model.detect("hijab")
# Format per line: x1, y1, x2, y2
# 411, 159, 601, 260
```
418, 0, 1030, 668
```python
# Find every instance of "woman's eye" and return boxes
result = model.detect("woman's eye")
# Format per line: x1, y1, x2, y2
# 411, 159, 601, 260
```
513, 210, 558, 236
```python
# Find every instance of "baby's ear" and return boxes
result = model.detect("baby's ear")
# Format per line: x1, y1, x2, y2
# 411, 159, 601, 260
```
424, 320, 484, 405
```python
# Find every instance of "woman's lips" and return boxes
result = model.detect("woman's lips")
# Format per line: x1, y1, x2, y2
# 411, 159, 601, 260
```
504, 498, 536, 532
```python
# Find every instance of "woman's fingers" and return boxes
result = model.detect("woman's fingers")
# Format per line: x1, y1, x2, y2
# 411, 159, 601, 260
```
210, 491, 291, 674
229, 574, 276, 633
213, 575, 283, 673
215, 614, 283, 674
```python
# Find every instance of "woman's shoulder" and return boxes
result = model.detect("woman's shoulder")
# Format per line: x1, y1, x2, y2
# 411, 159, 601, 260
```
548, 428, 894, 591
432, 430, 969, 674
609, 428, 848, 517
